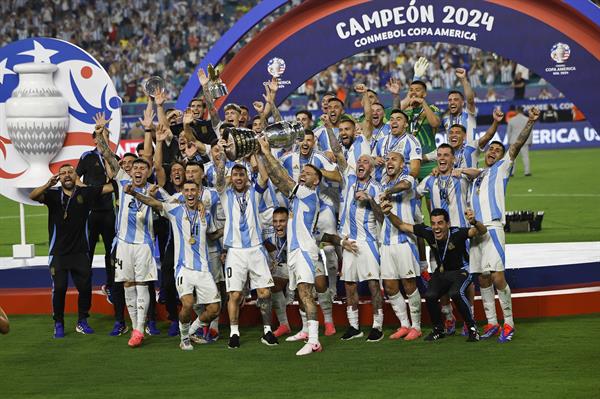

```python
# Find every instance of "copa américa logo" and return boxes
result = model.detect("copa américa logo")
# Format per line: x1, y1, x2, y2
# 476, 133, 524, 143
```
0, 37, 121, 205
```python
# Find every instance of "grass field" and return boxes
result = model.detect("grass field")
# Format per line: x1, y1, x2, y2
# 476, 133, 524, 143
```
1, 148, 599, 257
0, 314, 599, 398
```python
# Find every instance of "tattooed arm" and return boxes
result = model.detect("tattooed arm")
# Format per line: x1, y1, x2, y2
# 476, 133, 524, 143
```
93, 112, 120, 174
326, 127, 347, 173
257, 136, 295, 196
508, 107, 540, 161
214, 139, 227, 194
124, 184, 163, 212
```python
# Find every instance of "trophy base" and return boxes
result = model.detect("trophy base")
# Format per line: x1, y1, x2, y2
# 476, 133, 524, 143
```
10, 163, 54, 188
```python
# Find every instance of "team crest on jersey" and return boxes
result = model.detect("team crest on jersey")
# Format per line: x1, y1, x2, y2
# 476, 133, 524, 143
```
76, 195, 83, 204
0, 38, 121, 205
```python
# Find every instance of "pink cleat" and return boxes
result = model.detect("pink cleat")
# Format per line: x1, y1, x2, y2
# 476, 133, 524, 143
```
404, 328, 422, 341
128, 329, 144, 348
389, 326, 410, 340
296, 342, 323, 356
285, 331, 309, 342
324, 322, 336, 336
273, 324, 292, 338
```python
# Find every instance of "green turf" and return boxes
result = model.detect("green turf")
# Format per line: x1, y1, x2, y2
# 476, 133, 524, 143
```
0, 314, 599, 398
1, 148, 599, 257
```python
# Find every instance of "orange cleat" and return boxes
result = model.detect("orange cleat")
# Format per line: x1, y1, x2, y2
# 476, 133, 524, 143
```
273, 324, 292, 337
403, 328, 422, 341
128, 329, 144, 348
389, 326, 410, 340
324, 322, 336, 336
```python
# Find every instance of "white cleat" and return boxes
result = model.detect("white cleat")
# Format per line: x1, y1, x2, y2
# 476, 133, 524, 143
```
285, 331, 309, 342
296, 342, 323, 356
179, 338, 194, 351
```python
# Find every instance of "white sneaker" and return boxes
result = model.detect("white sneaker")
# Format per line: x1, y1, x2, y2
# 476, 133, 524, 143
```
285, 331, 309, 342
179, 338, 194, 351
296, 342, 322, 356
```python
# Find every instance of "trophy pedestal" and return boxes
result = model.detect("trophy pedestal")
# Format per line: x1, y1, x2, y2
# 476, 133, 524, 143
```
13, 244, 35, 259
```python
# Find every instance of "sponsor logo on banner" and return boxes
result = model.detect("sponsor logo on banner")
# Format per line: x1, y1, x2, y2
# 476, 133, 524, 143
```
545, 42, 576, 76
0, 38, 121, 204
264, 57, 291, 89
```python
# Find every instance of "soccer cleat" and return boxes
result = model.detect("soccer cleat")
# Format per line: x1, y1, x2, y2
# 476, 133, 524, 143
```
228, 334, 240, 349
461, 322, 469, 337
101, 285, 113, 304
128, 329, 144, 348
340, 327, 364, 341
75, 319, 95, 335
285, 331, 309, 342
445, 317, 456, 335
498, 324, 515, 343
261, 331, 279, 346
167, 321, 179, 337
198, 327, 216, 344
467, 326, 480, 342
273, 324, 291, 337
208, 328, 220, 341
296, 342, 323, 356
481, 323, 501, 339
366, 328, 384, 342
179, 338, 194, 351
109, 321, 129, 336
190, 328, 205, 344
404, 328, 422, 341
389, 326, 410, 340
54, 322, 65, 339
324, 322, 336, 336
145, 321, 160, 336
424, 328, 446, 341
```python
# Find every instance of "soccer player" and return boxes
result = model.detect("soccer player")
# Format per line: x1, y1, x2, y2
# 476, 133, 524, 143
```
370, 101, 391, 143
442, 68, 477, 140
257, 136, 323, 356
29, 164, 113, 338
125, 180, 221, 350
380, 205, 486, 342
377, 151, 423, 341
213, 141, 278, 349
313, 97, 345, 161
295, 110, 313, 130
471, 107, 540, 342
95, 117, 169, 348
263, 207, 292, 337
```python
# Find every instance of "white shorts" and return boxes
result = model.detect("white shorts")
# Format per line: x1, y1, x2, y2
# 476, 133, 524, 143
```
224, 246, 273, 292
380, 241, 420, 280
208, 250, 224, 283
175, 267, 221, 304
340, 240, 380, 282
469, 225, 505, 273
114, 240, 158, 282
288, 248, 318, 291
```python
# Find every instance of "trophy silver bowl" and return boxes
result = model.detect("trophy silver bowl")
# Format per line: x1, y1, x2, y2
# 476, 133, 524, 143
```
224, 121, 303, 161
143, 76, 165, 98
206, 79, 228, 99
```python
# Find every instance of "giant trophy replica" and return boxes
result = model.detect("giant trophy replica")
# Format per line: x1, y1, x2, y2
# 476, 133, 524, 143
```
205, 64, 228, 99
5, 63, 69, 187
223, 120, 304, 161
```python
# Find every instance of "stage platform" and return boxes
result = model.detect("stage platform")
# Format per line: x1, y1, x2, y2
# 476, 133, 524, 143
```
1, 242, 599, 326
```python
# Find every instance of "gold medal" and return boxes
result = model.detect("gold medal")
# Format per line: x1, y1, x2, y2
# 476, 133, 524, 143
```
189, 237, 196, 245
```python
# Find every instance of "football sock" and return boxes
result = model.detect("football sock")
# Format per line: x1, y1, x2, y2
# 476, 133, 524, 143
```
179, 322, 190, 341
135, 285, 150, 333
317, 291, 333, 324
441, 304, 454, 321
307, 319, 319, 344
407, 290, 422, 330
389, 291, 410, 328
124, 285, 138, 329
346, 306, 359, 330
497, 284, 514, 327
272, 291, 289, 326
372, 308, 384, 330
230, 324, 240, 337
300, 310, 308, 333
480, 285, 498, 325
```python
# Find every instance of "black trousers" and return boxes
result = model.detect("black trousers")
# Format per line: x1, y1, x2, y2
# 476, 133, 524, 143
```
88, 209, 116, 287
424, 269, 475, 330
50, 253, 92, 323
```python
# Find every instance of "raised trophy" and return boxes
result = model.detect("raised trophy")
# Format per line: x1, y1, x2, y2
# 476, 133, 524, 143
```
142, 76, 165, 98
205, 64, 228, 99
223, 120, 304, 161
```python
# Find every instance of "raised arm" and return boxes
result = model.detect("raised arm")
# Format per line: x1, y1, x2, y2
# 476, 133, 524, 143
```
124, 184, 163, 212
153, 123, 170, 187
508, 107, 540, 161
477, 109, 504, 149
386, 77, 403, 110
325, 126, 347, 173
465, 208, 487, 238
355, 84, 373, 139
253, 101, 267, 131
214, 139, 228, 194
92, 112, 120, 173
198, 68, 222, 130
455, 68, 476, 115
154, 89, 168, 126
380, 199, 414, 233
252, 153, 268, 188
140, 104, 155, 164
257, 136, 295, 196
383, 177, 413, 198
264, 78, 282, 122
29, 174, 59, 202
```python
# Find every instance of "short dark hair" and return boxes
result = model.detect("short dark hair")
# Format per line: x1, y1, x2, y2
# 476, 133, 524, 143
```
372, 102, 385, 109
323, 91, 337, 98
339, 116, 355, 127
367, 89, 378, 97
449, 123, 466, 133
304, 164, 322, 184
132, 158, 150, 168
448, 90, 464, 100
251, 115, 262, 123
239, 105, 249, 112
136, 142, 153, 155
437, 143, 455, 155
185, 160, 204, 171
122, 152, 138, 160
489, 140, 506, 155
59, 163, 74, 170
231, 164, 248, 174
410, 80, 427, 90
390, 108, 409, 123
295, 110, 313, 120
430, 208, 450, 222
273, 206, 289, 217
188, 97, 205, 107
327, 97, 345, 107
169, 160, 185, 170
183, 179, 199, 187
303, 129, 315, 138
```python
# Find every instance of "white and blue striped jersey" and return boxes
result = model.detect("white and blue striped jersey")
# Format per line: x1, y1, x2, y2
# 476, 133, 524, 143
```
469, 152, 513, 225
442, 110, 477, 142
313, 126, 338, 152
345, 134, 373, 172
372, 133, 422, 181
115, 169, 169, 245
161, 202, 214, 274
289, 184, 320, 253
219, 182, 266, 248
371, 123, 391, 143
378, 174, 417, 245
417, 174, 470, 227
264, 232, 287, 265
338, 172, 382, 242
204, 160, 251, 187
453, 142, 481, 169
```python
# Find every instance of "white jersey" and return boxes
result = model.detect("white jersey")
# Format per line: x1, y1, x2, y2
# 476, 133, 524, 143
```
115, 169, 169, 245
219, 182, 266, 248
288, 184, 320, 253
372, 133, 422, 181
417, 174, 470, 227
345, 134, 373, 172
443, 109, 477, 142
161, 202, 214, 274
469, 152, 513, 225
453, 141, 482, 169
378, 173, 417, 245
338, 171, 381, 242
371, 123, 391, 143
313, 126, 338, 153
